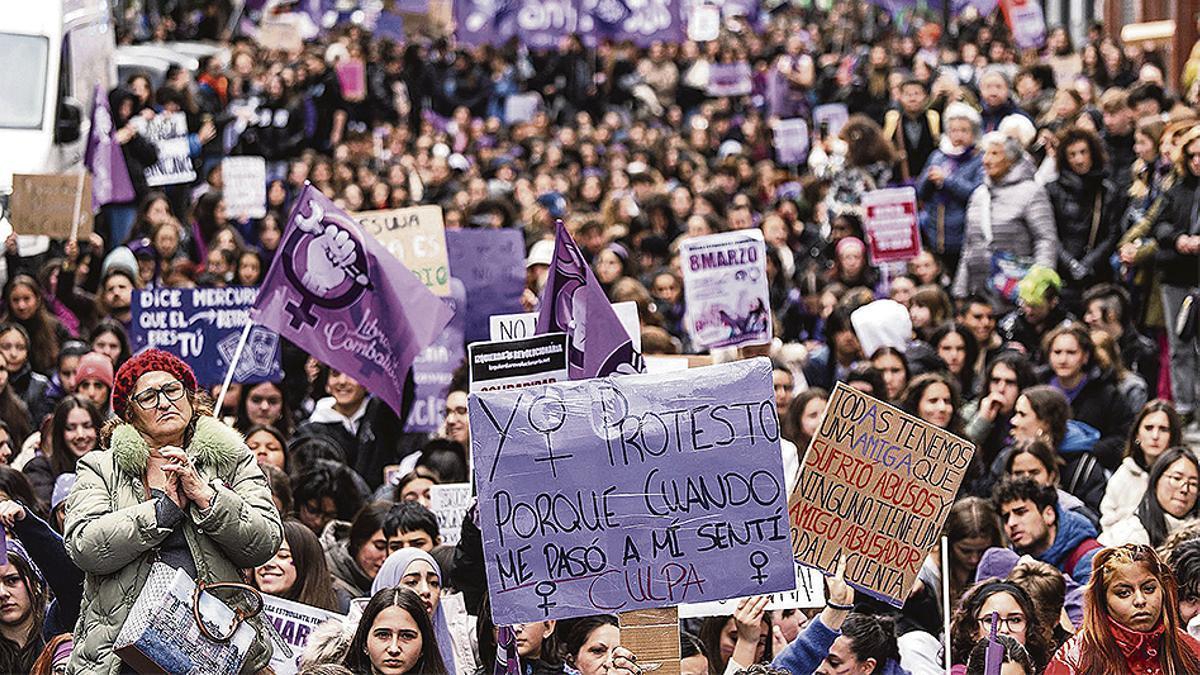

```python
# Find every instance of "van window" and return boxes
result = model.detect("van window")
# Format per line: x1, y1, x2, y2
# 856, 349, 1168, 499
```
0, 34, 50, 129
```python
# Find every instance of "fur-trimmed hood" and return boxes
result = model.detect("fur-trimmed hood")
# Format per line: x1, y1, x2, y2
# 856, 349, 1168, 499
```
108, 416, 248, 478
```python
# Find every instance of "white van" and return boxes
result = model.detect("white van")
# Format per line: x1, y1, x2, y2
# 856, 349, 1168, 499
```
0, 0, 116, 196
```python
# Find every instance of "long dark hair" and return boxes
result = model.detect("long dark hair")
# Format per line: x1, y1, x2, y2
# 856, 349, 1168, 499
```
1137, 447, 1200, 547
1078, 545, 1200, 674
261, 519, 339, 611
2, 277, 62, 375
0, 365, 31, 449
235, 381, 294, 437
0, 551, 47, 674
558, 614, 618, 668
783, 387, 829, 448
930, 322, 980, 396
1125, 400, 1183, 471
48, 395, 103, 477
88, 320, 132, 371
344, 587, 448, 675
899, 371, 965, 435
949, 581, 1051, 671
0, 467, 45, 520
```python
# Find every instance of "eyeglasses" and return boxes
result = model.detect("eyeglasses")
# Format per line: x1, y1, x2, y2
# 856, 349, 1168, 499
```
1165, 472, 1200, 493
132, 381, 187, 410
976, 614, 1025, 631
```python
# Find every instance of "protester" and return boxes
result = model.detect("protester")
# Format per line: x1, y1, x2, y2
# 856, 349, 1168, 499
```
62, 349, 282, 673
1099, 447, 1200, 547
1006, 385, 1107, 513
343, 586, 449, 675
253, 518, 341, 611
372, 547, 476, 673
559, 615, 619, 675
1101, 400, 1183, 530
993, 478, 1101, 585
949, 580, 1052, 673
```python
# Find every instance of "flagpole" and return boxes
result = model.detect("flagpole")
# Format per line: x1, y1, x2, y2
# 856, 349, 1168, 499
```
70, 171, 86, 242
942, 535, 952, 673
213, 321, 254, 418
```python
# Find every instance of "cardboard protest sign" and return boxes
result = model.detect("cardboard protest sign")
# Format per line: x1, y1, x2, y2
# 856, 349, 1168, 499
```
706, 62, 753, 97
222, 157, 267, 220
468, 333, 569, 393
490, 302, 641, 350
445, 229, 525, 343
788, 382, 975, 607
131, 112, 195, 187
131, 287, 282, 386
257, 20, 304, 53
262, 595, 346, 675
862, 187, 921, 263
620, 607, 681, 675
469, 358, 794, 623
356, 206, 451, 296
680, 230, 772, 350
773, 118, 810, 166
8, 174, 94, 238
677, 564, 825, 618
404, 279, 467, 433
430, 483, 472, 545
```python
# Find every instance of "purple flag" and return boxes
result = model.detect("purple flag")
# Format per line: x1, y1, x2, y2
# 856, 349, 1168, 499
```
534, 220, 642, 379
493, 626, 520, 675
84, 84, 135, 208
252, 184, 453, 415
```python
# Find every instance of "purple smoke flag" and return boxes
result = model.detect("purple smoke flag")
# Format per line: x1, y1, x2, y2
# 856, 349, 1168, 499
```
535, 220, 643, 379
493, 626, 520, 675
84, 84, 135, 208
253, 184, 453, 415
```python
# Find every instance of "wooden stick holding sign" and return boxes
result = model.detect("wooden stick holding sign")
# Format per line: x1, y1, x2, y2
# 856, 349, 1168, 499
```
619, 608, 680, 675
70, 170, 86, 242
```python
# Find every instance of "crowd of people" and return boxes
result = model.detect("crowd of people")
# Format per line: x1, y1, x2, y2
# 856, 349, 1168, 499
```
5, 0, 1200, 673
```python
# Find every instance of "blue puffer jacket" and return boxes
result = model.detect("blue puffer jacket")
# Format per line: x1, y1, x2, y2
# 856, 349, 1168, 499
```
773, 615, 911, 675
1038, 505, 1101, 586
915, 147, 984, 257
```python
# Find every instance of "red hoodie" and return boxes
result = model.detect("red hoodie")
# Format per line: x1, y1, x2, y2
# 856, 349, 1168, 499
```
1046, 618, 1200, 674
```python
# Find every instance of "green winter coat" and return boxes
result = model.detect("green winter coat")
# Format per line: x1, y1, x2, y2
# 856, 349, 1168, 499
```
63, 416, 284, 674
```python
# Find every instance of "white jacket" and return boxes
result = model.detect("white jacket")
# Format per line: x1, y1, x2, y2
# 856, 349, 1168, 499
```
1100, 457, 1150, 532
1100, 510, 1194, 547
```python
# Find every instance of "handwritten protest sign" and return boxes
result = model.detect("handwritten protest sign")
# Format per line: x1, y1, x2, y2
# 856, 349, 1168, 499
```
446, 229, 525, 343
468, 333, 569, 393
677, 564, 825, 618
469, 358, 794, 623
405, 279, 466, 433
490, 302, 641, 350
773, 118, 810, 166
862, 187, 921, 263
706, 62, 753, 97
680, 230, 771, 350
356, 206, 451, 296
8, 174, 94, 238
430, 483, 472, 545
263, 595, 345, 675
131, 287, 282, 385
222, 157, 267, 220
788, 382, 974, 607
131, 112, 195, 187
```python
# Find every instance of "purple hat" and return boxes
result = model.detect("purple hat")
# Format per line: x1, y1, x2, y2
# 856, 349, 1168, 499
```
52, 473, 77, 512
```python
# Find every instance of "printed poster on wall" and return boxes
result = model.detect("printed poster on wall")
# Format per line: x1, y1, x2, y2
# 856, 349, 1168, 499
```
680, 230, 771, 350
131, 287, 282, 386
469, 358, 794, 623
130, 112, 196, 187
788, 382, 975, 607
862, 187, 921, 263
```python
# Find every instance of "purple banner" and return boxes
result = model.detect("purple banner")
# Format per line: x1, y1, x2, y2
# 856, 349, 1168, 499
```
254, 184, 453, 416
84, 84, 135, 208
445, 229, 526, 344
404, 278, 467, 433
536, 220, 642, 379
454, 0, 684, 48
469, 358, 795, 623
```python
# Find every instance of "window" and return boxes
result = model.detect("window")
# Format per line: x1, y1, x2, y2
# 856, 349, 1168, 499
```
0, 33, 50, 129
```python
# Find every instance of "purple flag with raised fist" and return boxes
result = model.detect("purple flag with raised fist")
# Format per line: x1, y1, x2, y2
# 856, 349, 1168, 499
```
535, 220, 643, 379
84, 84, 135, 208
253, 184, 453, 415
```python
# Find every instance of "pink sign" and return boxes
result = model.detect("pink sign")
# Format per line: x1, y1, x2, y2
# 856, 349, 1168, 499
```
336, 60, 366, 101
862, 187, 921, 263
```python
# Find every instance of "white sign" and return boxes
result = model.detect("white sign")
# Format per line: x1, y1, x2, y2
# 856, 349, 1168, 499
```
430, 483, 472, 545
489, 303, 641, 349
222, 156, 267, 219
688, 4, 720, 41
677, 565, 826, 618
680, 230, 772, 350
131, 112, 195, 187
262, 595, 346, 675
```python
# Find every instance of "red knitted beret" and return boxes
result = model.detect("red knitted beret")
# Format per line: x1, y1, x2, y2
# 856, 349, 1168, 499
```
112, 349, 198, 419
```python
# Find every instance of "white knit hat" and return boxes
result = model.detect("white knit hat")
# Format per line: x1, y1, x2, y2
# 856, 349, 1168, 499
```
851, 299, 912, 358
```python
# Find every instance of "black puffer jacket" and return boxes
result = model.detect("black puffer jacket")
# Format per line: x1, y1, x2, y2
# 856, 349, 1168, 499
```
1044, 366, 1134, 471
1045, 168, 1124, 286
1153, 171, 1200, 287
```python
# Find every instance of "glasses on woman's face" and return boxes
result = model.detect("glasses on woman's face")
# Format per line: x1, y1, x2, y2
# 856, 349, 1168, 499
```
132, 381, 186, 410
976, 613, 1025, 631
1165, 472, 1200, 493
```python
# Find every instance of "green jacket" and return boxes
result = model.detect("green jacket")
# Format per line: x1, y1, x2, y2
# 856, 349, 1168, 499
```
63, 416, 283, 674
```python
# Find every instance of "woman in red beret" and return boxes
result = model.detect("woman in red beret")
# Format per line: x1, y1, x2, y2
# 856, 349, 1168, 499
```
61, 349, 282, 674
